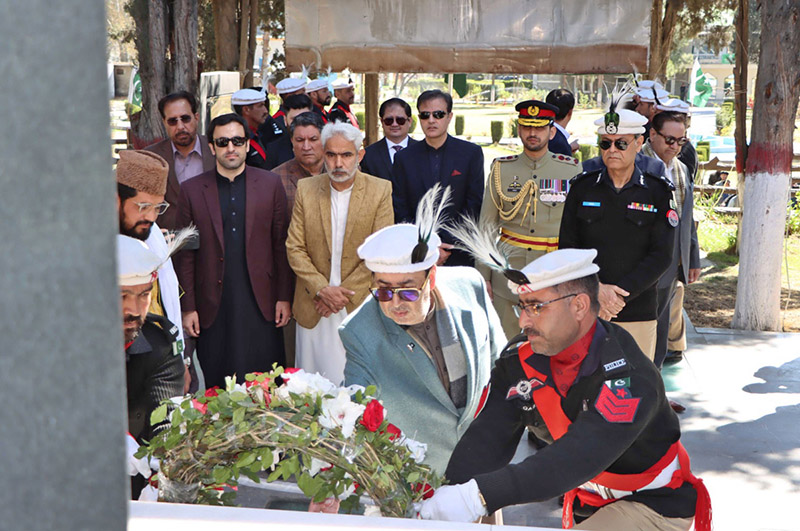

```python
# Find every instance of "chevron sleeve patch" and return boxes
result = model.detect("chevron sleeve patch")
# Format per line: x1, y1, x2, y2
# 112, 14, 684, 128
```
594, 384, 640, 423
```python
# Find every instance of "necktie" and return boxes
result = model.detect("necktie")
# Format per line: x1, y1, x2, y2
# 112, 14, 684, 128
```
392, 145, 403, 153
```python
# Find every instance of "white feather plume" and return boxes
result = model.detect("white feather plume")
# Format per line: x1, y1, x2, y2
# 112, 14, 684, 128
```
445, 216, 517, 272
300, 64, 310, 83
415, 183, 452, 243
164, 225, 199, 259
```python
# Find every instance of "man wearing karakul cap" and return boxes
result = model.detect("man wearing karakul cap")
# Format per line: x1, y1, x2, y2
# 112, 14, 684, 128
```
117, 232, 193, 499
419, 233, 712, 530
558, 95, 676, 361
339, 185, 506, 476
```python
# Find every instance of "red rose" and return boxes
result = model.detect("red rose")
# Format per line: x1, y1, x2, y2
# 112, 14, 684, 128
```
359, 399, 384, 432
384, 423, 402, 441
413, 482, 435, 499
204, 386, 220, 398
191, 398, 208, 415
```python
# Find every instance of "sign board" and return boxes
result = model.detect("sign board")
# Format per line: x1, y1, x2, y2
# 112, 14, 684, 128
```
286, 0, 650, 74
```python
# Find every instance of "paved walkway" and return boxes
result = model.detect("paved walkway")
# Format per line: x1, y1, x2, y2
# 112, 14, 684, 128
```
236, 318, 800, 530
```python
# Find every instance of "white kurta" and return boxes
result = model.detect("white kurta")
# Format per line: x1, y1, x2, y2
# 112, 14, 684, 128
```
295, 182, 353, 385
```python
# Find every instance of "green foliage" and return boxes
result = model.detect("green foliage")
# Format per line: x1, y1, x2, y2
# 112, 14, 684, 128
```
490, 121, 503, 144
578, 144, 598, 163
409, 115, 417, 134
508, 117, 518, 138
696, 141, 711, 163
455, 115, 465, 136
695, 191, 739, 256
355, 111, 365, 128
715, 102, 735, 135
787, 192, 800, 236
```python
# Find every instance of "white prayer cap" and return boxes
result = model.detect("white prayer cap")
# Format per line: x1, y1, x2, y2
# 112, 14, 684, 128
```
332, 78, 354, 90
510, 249, 600, 295
595, 108, 647, 136
637, 80, 664, 91
231, 88, 266, 106
306, 79, 329, 93
636, 86, 669, 103
359, 224, 441, 273
276, 78, 305, 94
656, 98, 690, 114
117, 236, 161, 286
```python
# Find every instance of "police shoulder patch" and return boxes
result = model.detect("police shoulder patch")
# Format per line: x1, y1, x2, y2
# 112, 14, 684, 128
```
570, 169, 602, 184
644, 171, 675, 191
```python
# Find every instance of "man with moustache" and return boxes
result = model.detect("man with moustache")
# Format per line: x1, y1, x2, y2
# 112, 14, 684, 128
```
272, 109, 325, 214
340, 185, 505, 475
264, 94, 314, 170
392, 89, 484, 266
305, 78, 331, 123
287, 121, 393, 384
329, 78, 360, 128
118, 234, 186, 499
117, 149, 193, 391
419, 244, 711, 531
360, 97, 418, 182
273, 77, 307, 131
145, 91, 215, 230
478, 100, 581, 339
231, 88, 272, 170
175, 113, 292, 388
559, 106, 675, 361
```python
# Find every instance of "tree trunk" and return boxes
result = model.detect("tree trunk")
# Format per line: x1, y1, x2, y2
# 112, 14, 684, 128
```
130, 0, 169, 143
238, 0, 250, 83
648, 0, 683, 80
172, 0, 199, 94
732, 0, 800, 331
245, 0, 258, 87
214, 0, 239, 71
733, 0, 749, 254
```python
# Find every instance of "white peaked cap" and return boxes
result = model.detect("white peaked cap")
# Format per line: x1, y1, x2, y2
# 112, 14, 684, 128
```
358, 224, 441, 273
306, 79, 329, 93
276, 78, 305, 94
636, 86, 670, 103
231, 88, 266, 105
656, 98, 691, 114
332, 78, 354, 90
510, 248, 600, 294
117, 236, 161, 286
595, 108, 648, 135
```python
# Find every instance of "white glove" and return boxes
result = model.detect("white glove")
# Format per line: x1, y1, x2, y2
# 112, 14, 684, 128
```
126, 433, 152, 478
419, 479, 487, 522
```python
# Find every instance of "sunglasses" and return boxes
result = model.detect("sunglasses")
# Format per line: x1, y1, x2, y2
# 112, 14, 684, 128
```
213, 136, 247, 148
383, 116, 408, 126
598, 139, 632, 151
654, 130, 689, 146
370, 274, 430, 303
514, 294, 577, 318
166, 114, 192, 126
419, 110, 447, 120
134, 201, 170, 215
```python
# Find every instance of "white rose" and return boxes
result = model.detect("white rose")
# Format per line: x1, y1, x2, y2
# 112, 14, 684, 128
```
401, 437, 427, 463
319, 389, 366, 438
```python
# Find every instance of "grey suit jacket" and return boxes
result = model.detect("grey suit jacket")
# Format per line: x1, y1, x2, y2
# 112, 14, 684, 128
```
145, 135, 216, 230
340, 267, 506, 474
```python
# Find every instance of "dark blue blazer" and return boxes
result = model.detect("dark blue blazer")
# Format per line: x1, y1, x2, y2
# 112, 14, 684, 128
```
549, 127, 572, 156
360, 137, 418, 182
391, 135, 484, 265
263, 134, 294, 171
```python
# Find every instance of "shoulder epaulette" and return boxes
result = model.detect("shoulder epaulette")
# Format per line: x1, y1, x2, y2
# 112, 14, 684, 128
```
644, 171, 675, 191
569, 168, 602, 184
551, 153, 580, 166
494, 154, 520, 163
146, 313, 180, 343
500, 333, 528, 359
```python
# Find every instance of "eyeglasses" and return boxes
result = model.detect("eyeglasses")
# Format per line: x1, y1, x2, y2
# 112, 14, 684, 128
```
419, 110, 447, 120
213, 136, 247, 148
133, 201, 170, 215
514, 294, 577, 317
370, 274, 430, 303
598, 139, 632, 151
382, 116, 408, 126
653, 130, 689, 146
166, 114, 192, 126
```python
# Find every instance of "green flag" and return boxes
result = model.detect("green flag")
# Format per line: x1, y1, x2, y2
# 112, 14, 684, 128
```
689, 58, 713, 108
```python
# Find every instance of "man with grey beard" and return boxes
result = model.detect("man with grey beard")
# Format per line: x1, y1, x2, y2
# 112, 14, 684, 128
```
286, 121, 393, 384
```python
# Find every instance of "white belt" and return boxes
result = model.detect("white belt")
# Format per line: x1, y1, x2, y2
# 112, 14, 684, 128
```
580, 453, 681, 501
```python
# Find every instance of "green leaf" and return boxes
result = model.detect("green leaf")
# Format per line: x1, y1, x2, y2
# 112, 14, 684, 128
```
236, 452, 256, 468
407, 471, 420, 483
297, 472, 322, 498
150, 404, 168, 425
213, 467, 231, 485
232, 407, 244, 425
365, 385, 377, 397
267, 468, 282, 482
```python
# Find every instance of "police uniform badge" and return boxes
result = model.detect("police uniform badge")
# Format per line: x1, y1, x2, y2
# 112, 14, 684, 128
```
667, 209, 680, 227
595, 377, 640, 423
505, 377, 544, 401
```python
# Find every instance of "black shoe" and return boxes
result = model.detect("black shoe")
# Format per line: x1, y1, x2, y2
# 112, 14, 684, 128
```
664, 350, 683, 365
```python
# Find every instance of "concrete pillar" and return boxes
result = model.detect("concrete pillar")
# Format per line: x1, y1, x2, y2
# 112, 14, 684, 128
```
0, 1, 129, 529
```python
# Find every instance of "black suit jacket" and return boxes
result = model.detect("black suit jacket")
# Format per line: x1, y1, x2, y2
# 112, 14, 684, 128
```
264, 134, 294, 170
549, 128, 572, 156
361, 137, 419, 181
392, 135, 484, 266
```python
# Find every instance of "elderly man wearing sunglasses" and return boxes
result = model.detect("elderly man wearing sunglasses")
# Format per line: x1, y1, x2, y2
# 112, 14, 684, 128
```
339, 185, 506, 476
360, 97, 418, 182
558, 103, 676, 361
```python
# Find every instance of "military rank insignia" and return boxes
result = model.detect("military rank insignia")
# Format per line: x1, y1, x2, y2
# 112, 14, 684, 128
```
506, 377, 544, 401
595, 378, 640, 423
627, 202, 657, 212
539, 179, 569, 203
667, 209, 679, 227
507, 175, 522, 193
